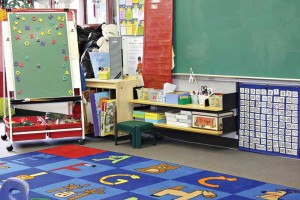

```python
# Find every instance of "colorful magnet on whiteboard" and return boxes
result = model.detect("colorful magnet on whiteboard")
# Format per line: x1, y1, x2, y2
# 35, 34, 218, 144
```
30, 34, 34, 39
50, 21, 55, 26
19, 62, 24, 67
36, 25, 41, 30
61, 63, 67, 68
63, 41, 67, 46
48, 15, 53, 20
16, 15, 20, 19
37, 64, 41, 68
57, 16, 62, 21
64, 56, 69, 61
59, 23, 64, 28
61, 49, 66, 54
17, 29, 22, 34
56, 26, 59, 30
24, 56, 30, 61
17, 90, 22, 94
61, 17, 65, 22
15, 35, 21, 40
24, 41, 30, 46
15, 76, 21, 82
16, 71, 21, 76
13, 26, 18, 31
38, 18, 43, 23
14, 21, 19, 25
12, 15, 16, 20
31, 16, 36, 21
51, 39, 56, 45
65, 70, 69, 75
40, 41, 45, 47
68, 90, 73, 95
40, 31, 45, 36
63, 76, 67, 81
37, 38, 40, 42
25, 25, 30, 30
21, 17, 26, 21
14, 61, 19, 67
47, 29, 51, 35
58, 32, 62, 36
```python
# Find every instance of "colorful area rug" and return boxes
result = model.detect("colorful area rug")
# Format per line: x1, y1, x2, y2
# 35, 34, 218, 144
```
0, 144, 299, 200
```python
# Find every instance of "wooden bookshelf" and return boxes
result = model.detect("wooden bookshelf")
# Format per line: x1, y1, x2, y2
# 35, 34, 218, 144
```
154, 123, 223, 135
129, 98, 237, 135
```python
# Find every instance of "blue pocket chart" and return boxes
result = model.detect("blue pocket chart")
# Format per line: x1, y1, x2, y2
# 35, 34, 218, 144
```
238, 83, 299, 158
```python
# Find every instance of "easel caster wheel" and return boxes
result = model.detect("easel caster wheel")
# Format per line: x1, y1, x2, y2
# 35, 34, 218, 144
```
78, 139, 85, 145
1, 134, 7, 140
6, 145, 13, 151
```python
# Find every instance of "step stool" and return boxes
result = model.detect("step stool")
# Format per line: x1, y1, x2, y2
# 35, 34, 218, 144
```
115, 120, 156, 149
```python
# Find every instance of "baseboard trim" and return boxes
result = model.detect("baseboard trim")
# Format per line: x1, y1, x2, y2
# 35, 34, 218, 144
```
155, 127, 238, 149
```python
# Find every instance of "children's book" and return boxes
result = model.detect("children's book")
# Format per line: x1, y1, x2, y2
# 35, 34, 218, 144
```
89, 52, 110, 79
90, 91, 110, 136
100, 99, 117, 136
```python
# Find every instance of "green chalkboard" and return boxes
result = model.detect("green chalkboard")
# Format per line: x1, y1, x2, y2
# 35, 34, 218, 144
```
173, 0, 300, 79
8, 12, 73, 99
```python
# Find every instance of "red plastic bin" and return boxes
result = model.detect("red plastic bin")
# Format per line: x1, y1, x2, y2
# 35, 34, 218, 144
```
3, 116, 47, 141
47, 122, 83, 139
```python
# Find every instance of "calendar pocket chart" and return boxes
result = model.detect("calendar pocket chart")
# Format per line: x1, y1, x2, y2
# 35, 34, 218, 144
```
238, 83, 299, 158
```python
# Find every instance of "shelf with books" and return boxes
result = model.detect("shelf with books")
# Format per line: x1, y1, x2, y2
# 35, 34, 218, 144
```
129, 94, 237, 135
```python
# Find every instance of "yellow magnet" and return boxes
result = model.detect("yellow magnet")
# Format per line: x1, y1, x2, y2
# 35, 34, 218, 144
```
16, 71, 21, 75
65, 70, 69, 75
24, 41, 30, 46
47, 29, 51, 35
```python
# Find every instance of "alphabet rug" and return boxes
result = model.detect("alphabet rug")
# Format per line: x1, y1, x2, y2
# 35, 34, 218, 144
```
0, 144, 299, 200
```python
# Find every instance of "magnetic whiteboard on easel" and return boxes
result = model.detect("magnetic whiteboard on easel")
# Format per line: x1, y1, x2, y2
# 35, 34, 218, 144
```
2, 11, 81, 100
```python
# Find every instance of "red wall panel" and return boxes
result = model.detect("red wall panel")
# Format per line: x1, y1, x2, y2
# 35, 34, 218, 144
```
143, 0, 173, 89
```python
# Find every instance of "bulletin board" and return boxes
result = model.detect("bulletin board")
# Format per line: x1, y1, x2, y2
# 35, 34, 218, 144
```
238, 83, 299, 158
2, 11, 79, 100
118, 0, 144, 36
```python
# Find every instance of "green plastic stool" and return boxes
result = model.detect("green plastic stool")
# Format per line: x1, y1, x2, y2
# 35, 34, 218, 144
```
115, 120, 156, 149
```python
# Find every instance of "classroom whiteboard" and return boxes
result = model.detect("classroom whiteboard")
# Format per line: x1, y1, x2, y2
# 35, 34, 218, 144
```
173, 0, 300, 80
2, 11, 81, 100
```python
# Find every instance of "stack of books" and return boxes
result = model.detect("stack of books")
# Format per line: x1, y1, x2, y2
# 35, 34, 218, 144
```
132, 110, 146, 121
145, 111, 166, 124
165, 110, 180, 126
175, 110, 192, 127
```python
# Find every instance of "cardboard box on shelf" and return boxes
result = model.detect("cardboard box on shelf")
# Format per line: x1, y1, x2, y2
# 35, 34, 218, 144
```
192, 111, 233, 131
165, 92, 190, 104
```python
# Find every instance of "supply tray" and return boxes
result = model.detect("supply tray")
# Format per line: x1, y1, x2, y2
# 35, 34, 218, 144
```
3, 116, 47, 132
4, 116, 82, 141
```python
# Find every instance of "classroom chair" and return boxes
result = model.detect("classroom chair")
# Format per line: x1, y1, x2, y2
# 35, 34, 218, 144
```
115, 120, 156, 149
